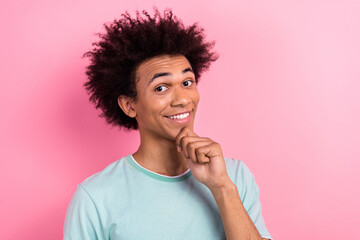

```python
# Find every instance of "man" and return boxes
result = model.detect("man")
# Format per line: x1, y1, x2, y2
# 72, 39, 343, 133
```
64, 9, 272, 240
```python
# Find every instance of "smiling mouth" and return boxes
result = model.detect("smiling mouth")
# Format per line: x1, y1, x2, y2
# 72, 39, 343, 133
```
165, 112, 190, 120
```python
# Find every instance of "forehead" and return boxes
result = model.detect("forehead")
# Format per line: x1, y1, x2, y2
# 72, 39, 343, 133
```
136, 55, 192, 81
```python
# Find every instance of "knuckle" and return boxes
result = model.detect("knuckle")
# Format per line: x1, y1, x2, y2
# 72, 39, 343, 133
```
186, 144, 192, 153
188, 141, 196, 149
195, 148, 202, 156
182, 127, 190, 134
180, 136, 187, 146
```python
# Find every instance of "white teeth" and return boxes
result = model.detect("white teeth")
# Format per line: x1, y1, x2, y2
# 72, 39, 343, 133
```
168, 112, 189, 120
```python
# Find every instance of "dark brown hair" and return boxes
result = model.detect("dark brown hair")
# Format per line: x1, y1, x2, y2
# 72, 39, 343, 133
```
84, 9, 218, 130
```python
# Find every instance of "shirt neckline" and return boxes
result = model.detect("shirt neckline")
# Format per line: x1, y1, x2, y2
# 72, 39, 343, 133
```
127, 154, 192, 182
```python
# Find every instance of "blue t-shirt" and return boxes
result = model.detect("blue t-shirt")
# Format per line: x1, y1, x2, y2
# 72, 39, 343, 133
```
63, 155, 272, 239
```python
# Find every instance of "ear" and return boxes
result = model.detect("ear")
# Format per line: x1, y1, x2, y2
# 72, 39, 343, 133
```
117, 95, 136, 118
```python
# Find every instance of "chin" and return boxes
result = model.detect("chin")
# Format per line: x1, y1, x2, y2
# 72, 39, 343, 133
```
172, 123, 194, 137
167, 128, 182, 140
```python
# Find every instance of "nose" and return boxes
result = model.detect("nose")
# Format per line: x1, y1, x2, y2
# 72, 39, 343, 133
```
170, 86, 190, 107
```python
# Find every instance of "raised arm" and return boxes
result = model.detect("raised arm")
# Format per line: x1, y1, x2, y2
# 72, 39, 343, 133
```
175, 127, 269, 240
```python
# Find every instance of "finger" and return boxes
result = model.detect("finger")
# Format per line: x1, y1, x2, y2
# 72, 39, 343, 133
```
187, 140, 212, 164
195, 142, 223, 161
195, 146, 212, 164
175, 127, 198, 151
179, 136, 210, 159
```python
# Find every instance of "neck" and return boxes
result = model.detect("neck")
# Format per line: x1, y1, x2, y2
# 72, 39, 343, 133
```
132, 131, 189, 176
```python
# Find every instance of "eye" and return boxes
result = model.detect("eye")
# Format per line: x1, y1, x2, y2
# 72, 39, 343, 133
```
182, 80, 194, 87
155, 85, 168, 92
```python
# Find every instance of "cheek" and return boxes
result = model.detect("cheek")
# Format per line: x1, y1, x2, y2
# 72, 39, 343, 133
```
155, 96, 171, 107
192, 88, 200, 104
145, 95, 170, 118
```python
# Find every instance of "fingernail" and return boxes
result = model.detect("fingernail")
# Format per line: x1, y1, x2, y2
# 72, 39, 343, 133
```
177, 146, 181, 152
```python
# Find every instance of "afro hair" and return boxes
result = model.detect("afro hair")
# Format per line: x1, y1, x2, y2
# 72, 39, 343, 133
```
84, 9, 218, 130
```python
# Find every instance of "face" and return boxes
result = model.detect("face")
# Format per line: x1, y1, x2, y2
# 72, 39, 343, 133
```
129, 55, 200, 141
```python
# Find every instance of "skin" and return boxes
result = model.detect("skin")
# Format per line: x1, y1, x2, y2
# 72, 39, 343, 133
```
118, 55, 268, 240
118, 55, 199, 176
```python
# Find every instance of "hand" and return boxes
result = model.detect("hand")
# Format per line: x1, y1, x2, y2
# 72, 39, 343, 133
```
175, 127, 233, 190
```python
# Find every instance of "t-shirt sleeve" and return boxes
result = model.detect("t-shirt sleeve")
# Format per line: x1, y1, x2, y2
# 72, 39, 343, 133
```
228, 159, 272, 239
63, 184, 104, 240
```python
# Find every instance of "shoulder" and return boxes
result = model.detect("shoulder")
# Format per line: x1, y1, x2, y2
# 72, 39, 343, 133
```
223, 157, 259, 198
65, 155, 130, 206
224, 157, 254, 181
79, 155, 130, 194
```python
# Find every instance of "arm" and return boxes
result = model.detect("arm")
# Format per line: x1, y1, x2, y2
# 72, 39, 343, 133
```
176, 127, 270, 240
209, 181, 264, 240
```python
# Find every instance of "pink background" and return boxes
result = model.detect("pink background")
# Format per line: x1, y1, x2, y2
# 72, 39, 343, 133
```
1, 0, 359, 239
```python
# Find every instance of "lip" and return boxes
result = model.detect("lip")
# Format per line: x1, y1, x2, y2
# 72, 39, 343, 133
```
164, 111, 192, 124
165, 111, 192, 118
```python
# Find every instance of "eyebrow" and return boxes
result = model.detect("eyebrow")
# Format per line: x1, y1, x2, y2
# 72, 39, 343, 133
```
148, 67, 193, 85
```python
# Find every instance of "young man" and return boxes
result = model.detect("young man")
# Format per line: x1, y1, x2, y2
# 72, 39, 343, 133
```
64, 9, 272, 240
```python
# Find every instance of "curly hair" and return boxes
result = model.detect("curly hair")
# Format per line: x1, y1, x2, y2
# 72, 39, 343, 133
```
84, 9, 218, 130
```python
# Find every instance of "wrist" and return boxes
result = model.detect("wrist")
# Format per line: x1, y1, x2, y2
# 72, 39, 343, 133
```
210, 182, 239, 205
208, 178, 236, 196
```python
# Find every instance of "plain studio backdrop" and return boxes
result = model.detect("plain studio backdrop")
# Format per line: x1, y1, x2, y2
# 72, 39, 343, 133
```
0, 0, 359, 239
